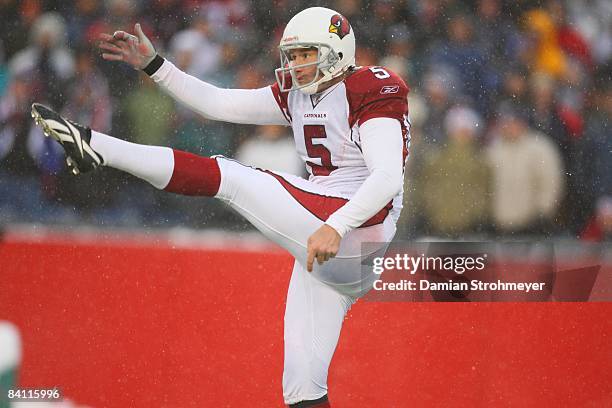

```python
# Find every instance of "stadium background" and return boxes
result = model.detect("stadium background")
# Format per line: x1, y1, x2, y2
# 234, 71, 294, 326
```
0, 0, 610, 407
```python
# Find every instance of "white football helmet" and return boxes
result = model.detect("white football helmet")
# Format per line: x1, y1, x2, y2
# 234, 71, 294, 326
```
275, 7, 356, 95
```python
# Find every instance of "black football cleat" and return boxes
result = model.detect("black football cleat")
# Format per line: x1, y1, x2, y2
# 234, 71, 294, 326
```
31, 103, 103, 175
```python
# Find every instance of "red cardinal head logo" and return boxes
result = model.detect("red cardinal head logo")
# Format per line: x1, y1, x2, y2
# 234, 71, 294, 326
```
329, 14, 351, 39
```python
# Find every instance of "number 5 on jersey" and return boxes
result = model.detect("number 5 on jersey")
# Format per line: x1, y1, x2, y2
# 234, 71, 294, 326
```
304, 125, 338, 176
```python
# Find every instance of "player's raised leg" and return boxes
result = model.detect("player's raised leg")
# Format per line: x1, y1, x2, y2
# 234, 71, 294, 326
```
31, 102, 215, 192
30, 103, 317, 250
31, 103, 391, 295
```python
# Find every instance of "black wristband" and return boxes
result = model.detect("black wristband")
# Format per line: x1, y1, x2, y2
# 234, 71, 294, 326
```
142, 55, 164, 76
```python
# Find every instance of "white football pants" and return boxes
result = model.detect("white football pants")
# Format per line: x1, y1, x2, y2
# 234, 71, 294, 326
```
215, 157, 395, 404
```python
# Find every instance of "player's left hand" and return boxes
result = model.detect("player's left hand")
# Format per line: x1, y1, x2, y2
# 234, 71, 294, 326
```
306, 224, 341, 272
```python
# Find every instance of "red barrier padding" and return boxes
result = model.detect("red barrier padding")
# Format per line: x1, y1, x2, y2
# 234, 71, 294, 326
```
1, 237, 610, 407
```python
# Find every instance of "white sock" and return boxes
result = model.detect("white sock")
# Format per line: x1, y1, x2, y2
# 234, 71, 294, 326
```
90, 130, 174, 189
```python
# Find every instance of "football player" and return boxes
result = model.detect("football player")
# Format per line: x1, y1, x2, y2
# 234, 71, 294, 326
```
31, 7, 410, 407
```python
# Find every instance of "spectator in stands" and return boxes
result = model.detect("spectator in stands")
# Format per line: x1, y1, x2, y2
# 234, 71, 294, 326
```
201, 42, 240, 88
565, 0, 611, 65
529, 72, 563, 137
587, 66, 612, 200
397, 90, 429, 238
420, 69, 456, 146
0, 72, 38, 175
123, 78, 174, 147
89, 0, 145, 100
487, 102, 564, 235
428, 12, 491, 113
236, 125, 304, 176
408, 0, 446, 46
141, 0, 187, 46
474, 0, 525, 113
546, 0, 594, 72
64, 0, 102, 49
595, 198, 612, 241
63, 47, 112, 133
174, 115, 235, 158
420, 106, 490, 236
522, 8, 568, 80
380, 24, 414, 81
367, 0, 400, 51
168, 12, 221, 80
499, 65, 530, 108
104, 0, 139, 33
2, 13, 71, 184
8, 12, 74, 108
355, 46, 379, 68
528, 72, 596, 234
475, 0, 518, 65
334, 0, 366, 37
579, 65, 612, 240
0, 0, 36, 59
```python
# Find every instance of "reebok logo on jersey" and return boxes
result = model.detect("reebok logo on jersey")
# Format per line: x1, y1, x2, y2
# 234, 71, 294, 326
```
380, 85, 400, 95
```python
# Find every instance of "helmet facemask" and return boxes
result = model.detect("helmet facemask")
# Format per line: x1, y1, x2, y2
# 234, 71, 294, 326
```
275, 43, 343, 95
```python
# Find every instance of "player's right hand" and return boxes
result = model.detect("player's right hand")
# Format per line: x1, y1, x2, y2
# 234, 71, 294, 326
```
306, 224, 341, 272
98, 23, 156, 70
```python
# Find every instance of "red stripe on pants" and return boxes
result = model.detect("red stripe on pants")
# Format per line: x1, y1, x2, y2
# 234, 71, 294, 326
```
264, 170, 391, 228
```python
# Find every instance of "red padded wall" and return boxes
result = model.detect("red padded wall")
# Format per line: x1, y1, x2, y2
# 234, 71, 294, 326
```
0, 235, 610, 407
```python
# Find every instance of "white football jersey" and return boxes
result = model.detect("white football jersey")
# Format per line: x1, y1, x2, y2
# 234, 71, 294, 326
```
271, 65, 410, 222
148, 57, 409, 229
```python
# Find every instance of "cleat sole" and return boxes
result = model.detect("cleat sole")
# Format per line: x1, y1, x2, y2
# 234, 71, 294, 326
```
66, 156, 81, 175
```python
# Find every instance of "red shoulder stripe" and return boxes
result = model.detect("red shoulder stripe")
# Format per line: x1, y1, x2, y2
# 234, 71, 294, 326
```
270, 82, 291, 123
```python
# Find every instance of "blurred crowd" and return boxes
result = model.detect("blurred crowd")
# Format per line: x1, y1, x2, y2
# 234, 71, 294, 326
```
0, 0, 610, 239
